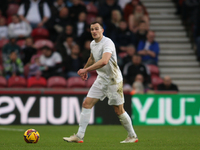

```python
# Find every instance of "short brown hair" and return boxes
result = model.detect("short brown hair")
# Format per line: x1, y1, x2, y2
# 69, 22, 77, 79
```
90, 21, 103, 29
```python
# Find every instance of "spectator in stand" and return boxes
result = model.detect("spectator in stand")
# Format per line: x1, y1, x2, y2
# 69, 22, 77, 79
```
74, 12, 88, 38
137, 30, 160, 65
82, 40, 91, 63
135, 21, 148, 47
105, 9, 122, 37
47, 7, 71, 42
54, 0, 66, 11
0, 2, 8, 18
21, 37, 37, 65
128, 4, 149, 33
28, 55, 41, 77
2, 38, 21, 62
69, 0, 87, 22
130, 81, 144, 94
123, 54, 151, 86
8, 14, 32, 39
121, 45, 136, 70
4, 51, 24, 79
123, 0, 148, 23
39, 46, 63, 79
98, 0, 122, 22
56, 24, 75, 45
111, 20, 136, 53
134, 73, 152, 91
118, 0, 131, 9
18, 0, 51, 28
57, 35, 76, 65
157, 76, 179, 92
0, 17, 8, 39
77, 24, 93, 49
66, 44, 83, 78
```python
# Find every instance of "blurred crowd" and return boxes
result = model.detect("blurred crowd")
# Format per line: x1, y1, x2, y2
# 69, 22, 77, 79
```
0, 0, 179, 93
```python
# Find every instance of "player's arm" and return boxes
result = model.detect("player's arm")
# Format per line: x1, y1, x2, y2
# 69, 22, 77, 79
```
85, 52, 111, 72
78, 52, 112, 78
84, 53, 95, 69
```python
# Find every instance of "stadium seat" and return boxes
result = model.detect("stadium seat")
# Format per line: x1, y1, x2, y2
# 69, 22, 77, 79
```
0, 39, 9, 49
86, 76, 97, 88
90, 70, 97, 77
67, 77, 86, 88
6, 4, 19, 16
30, 54, 41, 64
8, 76, 27, 88
23, 64, 30, 78
34, 39, 54, 49
47, 76, 67, 88
118, 52, 127, 58
16, 39, 26, 48
27, 76, 47, 88
147, 64, 159, 76
0, 65, 3, 73
86, 2, 97, 24
31, 28, 49, 41
0, 76, 7, 88
7, 16, 12, 25
0, 50, 2, 65
151, 75, 163, 90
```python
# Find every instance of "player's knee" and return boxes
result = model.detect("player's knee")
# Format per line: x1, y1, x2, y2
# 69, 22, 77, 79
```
114, 107, 123, 116
114, 106, 125, 116
82, 100, 92, 109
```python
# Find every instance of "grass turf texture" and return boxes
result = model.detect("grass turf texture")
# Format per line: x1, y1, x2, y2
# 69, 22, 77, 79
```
0, 125, 199, 150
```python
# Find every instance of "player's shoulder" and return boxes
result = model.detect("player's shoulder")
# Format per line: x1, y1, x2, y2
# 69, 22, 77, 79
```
90, 40, 95, 46
102, 36, 114, 46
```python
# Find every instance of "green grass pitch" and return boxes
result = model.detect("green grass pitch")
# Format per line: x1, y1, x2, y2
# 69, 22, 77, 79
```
0, 125, 199, 150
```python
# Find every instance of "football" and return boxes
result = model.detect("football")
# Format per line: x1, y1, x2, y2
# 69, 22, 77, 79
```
23, 129, 40, 143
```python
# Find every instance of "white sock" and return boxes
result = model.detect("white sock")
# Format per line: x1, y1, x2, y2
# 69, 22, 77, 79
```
77, 108, 92, 139
118, 111, 137, 138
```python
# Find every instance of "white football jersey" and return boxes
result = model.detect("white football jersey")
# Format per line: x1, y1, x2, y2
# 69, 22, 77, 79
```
90, 36, 123, 85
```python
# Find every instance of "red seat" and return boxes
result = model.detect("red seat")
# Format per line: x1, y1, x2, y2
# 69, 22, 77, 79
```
67, 77, 86, 88
86, 76, 96, 88
0, 65, 3, 73
0, 39, 9, 49
47, 76, 67, 88
90, 70, 97, 77
7, 16, 12, 25
31, 28, 49, 41
27, 76, 47, 88
118, 52, 127, 59
34, 39, 54, 49
17, 39, 26, 48
151, 75, 163, 90
147, 64, 159, 76
8, 76, 27, 88
0, 50, 2, 65
6, 4, 19, 16
0, 76, 7, 88
24, 64, 30, 78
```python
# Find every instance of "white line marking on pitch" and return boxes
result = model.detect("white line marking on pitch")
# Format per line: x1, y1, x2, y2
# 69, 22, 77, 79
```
0, 128, 25, 132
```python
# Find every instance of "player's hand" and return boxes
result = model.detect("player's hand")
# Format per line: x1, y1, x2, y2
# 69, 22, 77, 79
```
77, 69, 88, 80
82, 73, 88, 81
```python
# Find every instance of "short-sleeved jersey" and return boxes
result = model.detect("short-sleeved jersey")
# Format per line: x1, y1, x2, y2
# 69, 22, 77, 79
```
90, 36, 123, 85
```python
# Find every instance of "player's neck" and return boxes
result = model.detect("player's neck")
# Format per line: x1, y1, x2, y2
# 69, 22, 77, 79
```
94, 35, 103, 43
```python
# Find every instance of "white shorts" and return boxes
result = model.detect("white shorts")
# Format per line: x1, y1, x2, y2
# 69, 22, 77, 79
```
87, 79, 124, 106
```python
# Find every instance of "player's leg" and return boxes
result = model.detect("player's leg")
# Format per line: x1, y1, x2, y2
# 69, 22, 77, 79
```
63, 97, 99, 143
77, 97, 99, 139
113, 104, 138, 143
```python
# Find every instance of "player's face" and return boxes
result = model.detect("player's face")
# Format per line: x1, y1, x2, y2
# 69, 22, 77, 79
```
90, 23, 104, 41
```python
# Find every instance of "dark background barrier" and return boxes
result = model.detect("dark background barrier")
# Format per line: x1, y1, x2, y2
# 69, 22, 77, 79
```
0, 94, 132, 125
